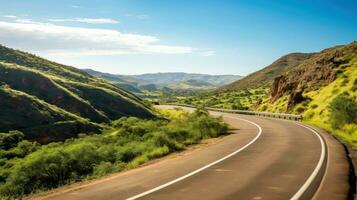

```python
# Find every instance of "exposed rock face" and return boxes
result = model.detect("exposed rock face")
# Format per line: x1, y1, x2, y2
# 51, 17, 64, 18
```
270, 75, 299, 103
287, 91, 305, 110
270, 42, 357, 110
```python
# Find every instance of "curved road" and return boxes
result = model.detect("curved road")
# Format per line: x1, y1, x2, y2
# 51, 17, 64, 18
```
35, 105, 350, 200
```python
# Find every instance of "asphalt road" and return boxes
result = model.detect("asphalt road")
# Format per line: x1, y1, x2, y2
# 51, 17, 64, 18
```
35, 105, 350, 200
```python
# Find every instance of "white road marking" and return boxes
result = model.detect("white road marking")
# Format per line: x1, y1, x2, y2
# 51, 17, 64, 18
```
289, 123, 326, 200
126, 116, 262, 200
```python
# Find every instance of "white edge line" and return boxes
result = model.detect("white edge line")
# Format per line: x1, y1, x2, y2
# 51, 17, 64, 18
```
290, 122, 326, 200
126, 116, 262, 200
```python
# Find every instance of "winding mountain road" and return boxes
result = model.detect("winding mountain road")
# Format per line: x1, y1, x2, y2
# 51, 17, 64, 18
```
35, 105, 351, 200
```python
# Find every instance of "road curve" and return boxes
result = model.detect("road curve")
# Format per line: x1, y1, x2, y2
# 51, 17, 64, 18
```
34, 105, 350, 200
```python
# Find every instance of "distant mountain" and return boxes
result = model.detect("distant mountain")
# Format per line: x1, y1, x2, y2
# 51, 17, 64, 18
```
223, 52, 314, 90
83, 69, 144, 92
0, 45, 154, 143
132, 72, 242, 86
84, 70, 242, 92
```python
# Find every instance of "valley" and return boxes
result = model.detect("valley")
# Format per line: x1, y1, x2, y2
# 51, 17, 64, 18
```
0, 6, 355, 198
0, 41, 355, 199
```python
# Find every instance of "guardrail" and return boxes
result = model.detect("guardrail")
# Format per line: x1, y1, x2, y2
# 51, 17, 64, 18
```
164, 103, 302, 121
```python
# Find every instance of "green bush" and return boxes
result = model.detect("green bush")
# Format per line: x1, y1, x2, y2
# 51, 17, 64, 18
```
92, 161, 124, 177
329, 93, 357, 129
0, 131, 24, 150
0, 110, 228, 199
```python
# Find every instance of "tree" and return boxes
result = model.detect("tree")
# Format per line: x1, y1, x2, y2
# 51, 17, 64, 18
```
329, 93, 357, 129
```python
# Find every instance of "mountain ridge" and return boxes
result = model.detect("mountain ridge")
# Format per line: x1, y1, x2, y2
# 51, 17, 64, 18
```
223, 52, 315, 90
84, 69, 243, 92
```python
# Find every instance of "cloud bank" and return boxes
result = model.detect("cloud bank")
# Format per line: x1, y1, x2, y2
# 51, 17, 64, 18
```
49, 18, 119, 24
0, 20, 194, 56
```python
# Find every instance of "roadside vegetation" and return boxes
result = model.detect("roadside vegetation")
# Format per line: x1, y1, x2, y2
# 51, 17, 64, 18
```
164, 88, 268, 110
163, 43, 357, 150
0, 108, 228, 199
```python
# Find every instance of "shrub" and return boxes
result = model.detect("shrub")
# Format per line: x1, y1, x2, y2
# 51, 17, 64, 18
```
92, 161, 120, 177
0, 110, 228, 199
295, 106, 306, 114
329, 93, 357, 129
0, 131, 24, 150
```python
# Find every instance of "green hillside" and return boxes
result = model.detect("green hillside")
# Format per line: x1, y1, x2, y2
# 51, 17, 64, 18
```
223, 52, 314, 90
166, 42, 356, 148
0, 45, 154, 142
166, 88, 268, 110
258, 42, 357, 147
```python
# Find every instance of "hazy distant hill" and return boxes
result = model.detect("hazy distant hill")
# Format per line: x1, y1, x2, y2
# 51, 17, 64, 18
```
223, 53, 314, 90
0, 45, 154, 142
132, 72, 242, 86
84, 70, 242, 92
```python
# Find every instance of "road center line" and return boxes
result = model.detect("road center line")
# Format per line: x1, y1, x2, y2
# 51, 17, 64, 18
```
126, 115, 262, 200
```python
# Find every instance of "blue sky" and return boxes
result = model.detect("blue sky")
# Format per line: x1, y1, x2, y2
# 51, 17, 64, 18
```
0, 0, 356, 75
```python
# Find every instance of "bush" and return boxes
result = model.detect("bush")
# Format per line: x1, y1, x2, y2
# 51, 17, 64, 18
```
0, 110, 228, 199
92, 161, 124, 177
329, 93, 357, 129
0, 131, 24, 150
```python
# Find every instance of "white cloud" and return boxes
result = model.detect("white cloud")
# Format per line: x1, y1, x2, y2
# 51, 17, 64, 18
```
14, 19, 36, 24
49, 18, 119, 24
3, 15, 17, 19
0, 20, 194, 56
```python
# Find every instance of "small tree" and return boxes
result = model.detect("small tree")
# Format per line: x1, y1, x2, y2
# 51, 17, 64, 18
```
194, 106, 209, 117
329, 93, 357, 129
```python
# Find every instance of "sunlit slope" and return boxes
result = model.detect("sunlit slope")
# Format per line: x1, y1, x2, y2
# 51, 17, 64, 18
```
223, 52, 314, 90
0, 45, 154, 142
258, 42, 357, 147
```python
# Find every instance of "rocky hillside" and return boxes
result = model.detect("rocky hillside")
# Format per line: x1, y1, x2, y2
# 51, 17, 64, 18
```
223, 52, 314, 90
259, 42, 356, 147
0, 44, 154, 142
269, 42, 356, 109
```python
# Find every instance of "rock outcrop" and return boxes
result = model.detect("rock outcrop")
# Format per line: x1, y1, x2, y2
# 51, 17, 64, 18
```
270, 42, 357, 110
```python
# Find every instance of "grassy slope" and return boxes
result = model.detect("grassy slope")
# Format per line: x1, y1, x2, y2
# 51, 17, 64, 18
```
0, 45, 154, 142
258, 43, 357, 147
0, 62, 109, 123
302, 64, 356, 146
171, 42, 356, 148
0, 85, 101, 142
167, 88, 269, 110
183, 53, 314, 110
223, 53, 313, 90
